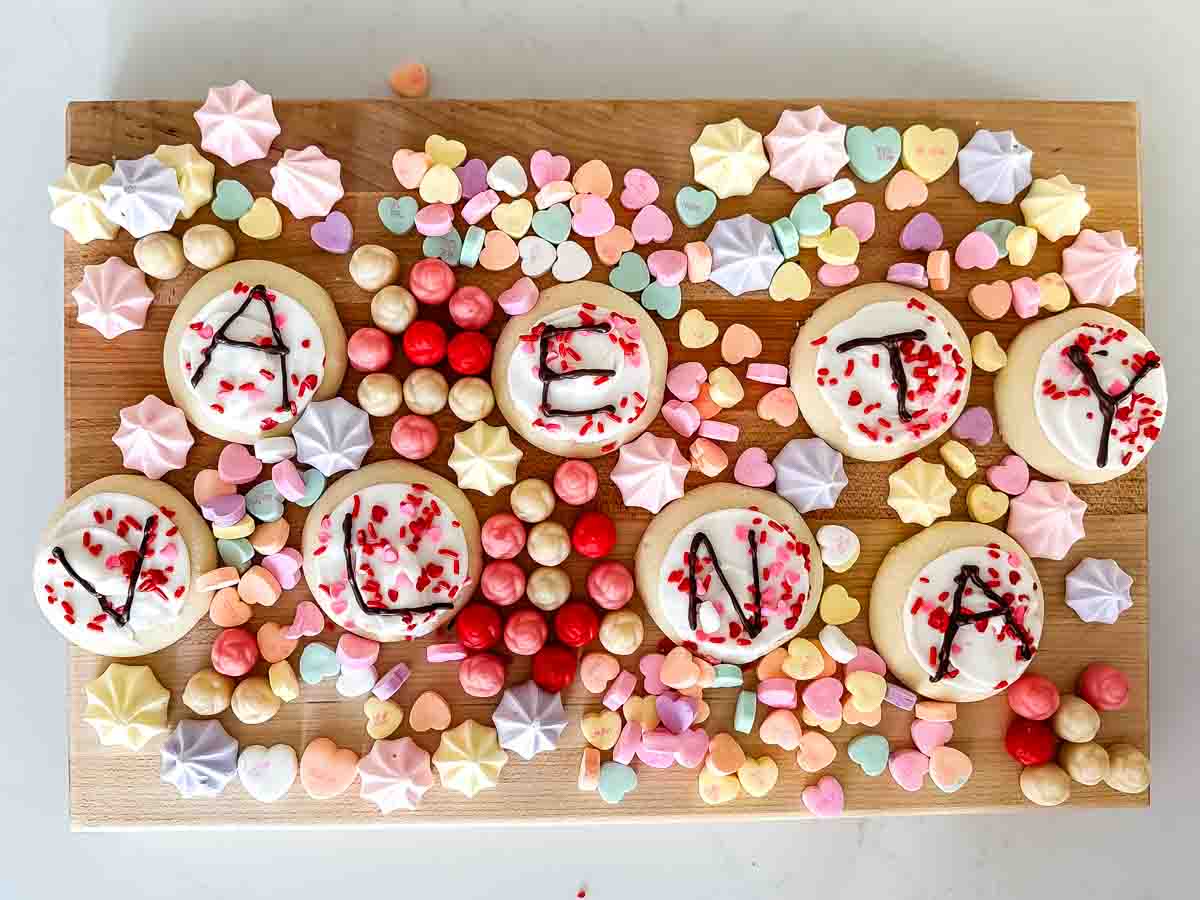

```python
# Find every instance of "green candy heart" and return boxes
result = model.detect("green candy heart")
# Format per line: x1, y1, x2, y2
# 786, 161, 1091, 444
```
711, 664, 743, 688
297, 468, 326, 508
423, 227, 462, 266
771, 217, 800, 259
459, 225, 485, 268
217, 538, 255, 573
847, 733, 890, 777
245, 480, 285, 523
788, 194, 831, 237
597, 761, 638, 805
976, 219, 1017, 258
299, 642, 340, 685
531, 203, 571, 245
640, 279, 682, 319
211, 179, 253, 221
609, 251, 650, 293
378, 196, 418, 235
675, 186, 717, 228
845, 125, 902, 183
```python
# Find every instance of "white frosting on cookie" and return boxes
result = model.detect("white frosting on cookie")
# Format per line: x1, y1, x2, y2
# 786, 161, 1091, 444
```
815, 299, 967, 452
903, 545, 1043, 695
178, 281, 327, 437
1034, 322, 1166, 472
507, 303, 651, 447
657, 508, 814, 664
310, 482, 473, 641
32, 493, 191, 650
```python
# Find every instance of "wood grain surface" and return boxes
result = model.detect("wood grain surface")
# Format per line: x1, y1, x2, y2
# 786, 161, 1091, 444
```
62, 99, 1148, 828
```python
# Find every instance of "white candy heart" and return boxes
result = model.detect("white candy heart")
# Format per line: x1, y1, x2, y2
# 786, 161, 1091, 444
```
816, 524, 861, 573
335, 664, 378, 698
552, 240, 593, 282
518, 235, 556, 277
487, 155, 529, 198
816, 178, 856, 205
237, 743, 297, 803
819, 624, 857, 663
254, 436, 296, 464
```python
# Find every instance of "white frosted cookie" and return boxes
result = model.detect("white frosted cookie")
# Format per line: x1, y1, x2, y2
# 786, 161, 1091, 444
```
301, 461, 482, 642
635, 483, 823, 665
164, 260, 348, 443
790, 283, 972, 461
492, 282, 667, 458
31, 475, 216, 656
995, 308, 1165, 484
869, 522, 1044, 703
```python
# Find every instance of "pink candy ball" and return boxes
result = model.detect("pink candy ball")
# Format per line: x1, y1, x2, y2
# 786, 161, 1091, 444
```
448, 285, 494, 331
586, 560, 635, 611
346, 327, 394, 373
458, 653, 506, 698
390, 414, 439, 460
1007, 673, 1061, 721
1077, 662, 1130, 711
481, 512, 526, 560
504, 608, 548, 656
211, 627, 259, 677
553, 459, 598, 506
408, 258, 456, 304
481, 561, 526, 606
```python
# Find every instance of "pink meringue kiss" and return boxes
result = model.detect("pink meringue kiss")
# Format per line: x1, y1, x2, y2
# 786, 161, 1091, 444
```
112, 395, 194, 479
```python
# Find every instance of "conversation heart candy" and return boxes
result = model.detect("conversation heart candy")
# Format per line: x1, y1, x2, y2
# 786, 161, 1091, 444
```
392, 149, 431, 189
818, 263, 860, 288
737, 756, 779, 798
283, 599, 325, 639
609, 251, 650, 293
486, 155, 527, 197
769, 261, 811, 302
299, 737, 359, 799
212, 179, 254, 221
238, 743, 297, 803
620, 168, 659, 210
662, 400, 701, 438
889, 749, 930, 792
551, 240, 592, 282
796, 732, 837, 773
911, 719, 954, 756
887, 262, 928, 288
582, 709, 622, 750
902, 125, 959, 183
734, 448, 775, 488
299, 642, 339, 684
956, 231, 1001, 270
899, 212, 943, 251
844, 670, 886, 711
884, 169, 928, 210
409, 691, 451, 732
987, 453, 1030, 495
929, 746, 973, 793
678, 309, 718, 349
667, 361, 708, 401
848, 733, 890, 776
310, 210, 353, 253
802, 677, 843, 720
967, 280, 1012, 319
720, 323, 761, 364
572, 159, 613, 198
801, 775, 844, 817
597, 762, 638, 804
817, 226, 859, 266
530, 149, 570, 187
530, 202, 571, 245
631, 205, 672, 245
834, 201, 876, 242
238, 197, 282, 240
1011, 276, 1041, 318
647, 250, 687, 287
595, 225, 635, 265
967, 483, 1009, 523
1007, 225, 1039, 266
706, 733, 746, 776
951, 406, 994, 445
971, 331, 1007, 372
640, 280, 682, 319
845, 125, 901, 182
819, 584, 860, 625
756, 387, 799, 427
675, 185, 717, 227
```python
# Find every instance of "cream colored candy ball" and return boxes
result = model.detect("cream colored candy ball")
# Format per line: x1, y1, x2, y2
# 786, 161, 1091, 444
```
599, 609, 645, 656
528, 521, 570, 567
1103, 743, 1151, 794
371, 286, 417, 335
510, 478, 556, 524
1052, 694, 1101, 743
1020, 762, 1071, 806
358, 373, 404, 418
182, 224, 236, 270
231, 676, 283, 725
133, 232, 185, 280
1059, 741, 1110, 786
403, 368, 449, 415
350, 244, 401, 291
448, 376, 495, 423
182, 667, 235, 715
527, 566, 571, 612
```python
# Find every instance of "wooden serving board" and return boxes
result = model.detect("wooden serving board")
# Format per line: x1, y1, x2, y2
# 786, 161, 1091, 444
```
63, 99, 1148, 828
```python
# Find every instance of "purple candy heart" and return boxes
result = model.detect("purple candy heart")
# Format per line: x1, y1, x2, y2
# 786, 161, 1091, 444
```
951, 406, 994, 445
899, 211, 943, 252
655, 691, 698, 734
455, 158, 488, 199
886, 262, 928, 288
201, 492, 246, 527
309, 211, 353, 254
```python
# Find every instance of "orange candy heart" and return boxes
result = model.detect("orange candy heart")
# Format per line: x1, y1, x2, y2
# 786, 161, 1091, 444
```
209, 586, 252, 627
256, 621, 298, 664
580, 652, 620, 693
409, 690, 452, 732
884, 169, 929, 211
571, 159, 613, 198
756, 646, 789, 680
757, 387, 799, 427
660, 646, 701, 690
595, 226, 634, 266
299, 737, 359, 799
795, 731, 837, 772
968, 280, 1013, 320
622, 695, 660, 731
842, 696, 883, 726
706, 733, 746, 776
760, 709, 804, 751
479, 230, 519, 271
720, 323, 762, 365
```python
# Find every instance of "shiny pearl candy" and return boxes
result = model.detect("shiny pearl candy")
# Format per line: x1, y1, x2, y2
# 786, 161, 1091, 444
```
350, 244, 401, 291
527, 566, 571, 612
448, 377, 495, 423
599, 610, 644, 656
510, 478, 555, 523
231, 676, 282, 724
403, 368, 448, 415
347, 327, 394, 373
182, 668, 235, 715
370, 286, 417, 335
527, 521, 570, 567
357, 373, 403, 417
134, 232, 185, 279
182, 224, 236, 270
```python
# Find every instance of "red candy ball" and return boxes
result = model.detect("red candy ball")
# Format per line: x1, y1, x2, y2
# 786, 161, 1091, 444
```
346, 326, 395, 373
448, 285, 494, 330
211, 627, 258, 677
455, 603, 503, 651
1077, 662, 1130, 711
447, 331, 493, 375
532, 643, 577, 693
571, 511, 616, 559
1004, 717, 1058, 765
402, 320, 447, 366
554, 601, 600, 649
408, 258, 456, 304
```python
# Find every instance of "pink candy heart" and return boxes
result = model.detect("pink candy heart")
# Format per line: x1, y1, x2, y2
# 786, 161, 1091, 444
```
639, 653, 666, 695
834, 201, 876, 242
415, 203, 454, 237
272, 459, 306, 501
530, 149, 570, 188
899, 211, 943, 252
887, 262, 928, 288
666, 361, 707, 402
218, 443, 263, 485
283, 599, 325, 639
844, 645, 887, 677
636, 744, 676, 769
309, 210, 353, 254
498, 277, 539, 315
571, 194, 616, 238
734, 447, 775, 488
647, 250, 687, 287
802, 676, 843, 720
662, 399, 701, 437
888, 749, 930, 792
631, 205, 672, 245
655, 692, 698, 734
336, 632, 380, 669
454, 158, 489, 198
954, 231, 1000, 270
1011, 276, 1041, 318
262, 548, 303, 590
951, 406, 994, 446
911, 719, 954, 756
987, 453, 1030, 495
674, 727, 709, 768
818, 264, 860, 288
620, 168, 659, 211
462, 189, 500, 225
802, 775, 845, 818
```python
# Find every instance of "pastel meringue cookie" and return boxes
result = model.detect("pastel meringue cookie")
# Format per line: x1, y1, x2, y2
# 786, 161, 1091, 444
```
707, 214, 785, 296
301, 461, 482, 642
153, 143, 216, 218
689, 117, 770, 199
293, 397, 373, 477
49, 162, 118, 244
72, 256, 155, 340
270, 146, 345, 219
956, 129, 1033, 204
492, 680, 568, 760
611, 432, 688, 514
492, 282, 667, 458
764, 106, 850, 193
887, 458, 956, 527
772, 437, 847, 514
160, 719, 239, 798
193, 79, 281, 166
1061, 229, 1140, 306
433, 719, 508, 798
100, 155, 184, 239
869, 521, 1045, 702
357, 737, 434, 813
789, 283, 973, 461
82, 663, 170, 751
449, 422, 523, 495
1019, 174, 1090, 242
112, 394, 194, 479
635, 483, 823, 665
1007, 480, 1087, 560
1066, 557, 1133, 625
31, 474, 217, 656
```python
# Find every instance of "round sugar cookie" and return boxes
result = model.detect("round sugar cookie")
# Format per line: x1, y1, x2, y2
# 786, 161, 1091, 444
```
790, 283, 972, 461
31, 475, 217, 656
635, 483, 823, 665
301, 461, 482, 642
164, 260, 348, 443
869, 522, 1045, 703
492, 282, 667, 458
995, 308, 1166, 484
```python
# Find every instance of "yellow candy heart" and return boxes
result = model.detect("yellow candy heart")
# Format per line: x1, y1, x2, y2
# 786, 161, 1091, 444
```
970, 331, 1007, 373
364, 696, 404, 739
736, 757, 779, 798
581, 709, 622, 750
698, 766, 741, 805
819, 584, 861, 626
769, 261, 812, 302
424, 134, 467, 168
1038, 272, 1072, 311
799, 227, 829, 249
901, 124, 960, 183
622, 695, 660, 731
801, 705, 842, 733
781, 637, 824, 681
213, 514, 255, 539
491, 198, 533, 239
816, 226, 860, 266
268, 660, 299, 702
419, 164, 462, 204
1006, 225, 1039, 266
238, 197, 282, 240
842, 695, 882, 726
707, 366, 743, 409
679, 308, 719, 348
938, 439, 978, 479
844, 670, 886, 712
967, 483, 1009, 524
